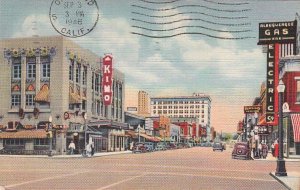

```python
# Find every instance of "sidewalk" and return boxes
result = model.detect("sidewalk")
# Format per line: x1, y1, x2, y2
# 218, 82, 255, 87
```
0, 150, 133, 159
252, 152, 300, 190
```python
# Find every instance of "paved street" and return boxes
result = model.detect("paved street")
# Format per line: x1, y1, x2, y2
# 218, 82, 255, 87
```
0, 147, 299, 190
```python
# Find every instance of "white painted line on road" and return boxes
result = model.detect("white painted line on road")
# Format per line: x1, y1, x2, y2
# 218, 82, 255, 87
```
5, 170, 90, 188
96, 173, 148, 190
146, 171, 277, 182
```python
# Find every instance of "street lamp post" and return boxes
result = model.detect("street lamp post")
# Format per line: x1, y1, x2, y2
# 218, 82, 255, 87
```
84, 113, 87, 151
254, 112, 259, 158
48, 115, 53, 157
275, 80, 287, 176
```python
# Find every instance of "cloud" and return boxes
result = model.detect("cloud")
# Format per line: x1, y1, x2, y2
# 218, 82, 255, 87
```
13, 14, 55, 38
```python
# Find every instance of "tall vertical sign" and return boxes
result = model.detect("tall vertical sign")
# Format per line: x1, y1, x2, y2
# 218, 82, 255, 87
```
102, 55, 113, 106
265, 44, 279, 124
258, 20, 297, 125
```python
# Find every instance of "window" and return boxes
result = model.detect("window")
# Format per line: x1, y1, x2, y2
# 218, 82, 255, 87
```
75, 64, 81, 83
95, 73, 100, 92
82, 66, 87, 85
11, 94, 21, 107
27, 63, 36, 79
41, 62, 50, 78
26, 94, 35, 106
297, 81, 300, 102
82, 100, 86, 110
12, 64, 21, 79
34, 139, 48, 145
92, 72, 94, 90
69, 61, 74, 81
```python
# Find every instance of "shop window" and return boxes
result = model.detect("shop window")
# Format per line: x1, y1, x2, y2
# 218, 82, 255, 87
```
297, 80, 300, 102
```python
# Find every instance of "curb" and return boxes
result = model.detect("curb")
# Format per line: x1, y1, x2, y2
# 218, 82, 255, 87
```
269, 172, 292, 190
0, 151, 133, 159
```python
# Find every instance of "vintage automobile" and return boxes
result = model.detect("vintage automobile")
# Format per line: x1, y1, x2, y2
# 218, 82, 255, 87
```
144, 142, 155, 152
155, 143, 167, 151
231, 142, 251, 160
212, 142, 224, 151
132, 143, 147, 153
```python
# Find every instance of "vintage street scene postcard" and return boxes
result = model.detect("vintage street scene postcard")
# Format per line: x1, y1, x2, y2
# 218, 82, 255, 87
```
0, 0, 300, 189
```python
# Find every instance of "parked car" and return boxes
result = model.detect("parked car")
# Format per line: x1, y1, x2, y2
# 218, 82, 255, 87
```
167, 143, 177, 149
144, 142, 155, 152
231, 142, 251, 160
155, 143, 167, 151
132, 143, 147, 153
213, 142, 224, 151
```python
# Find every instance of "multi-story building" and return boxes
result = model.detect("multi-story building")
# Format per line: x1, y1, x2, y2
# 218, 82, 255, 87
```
150, 93, 212, 140
279, 55, 300, 156
137, 90, 150, 117
0, 36, 126, 155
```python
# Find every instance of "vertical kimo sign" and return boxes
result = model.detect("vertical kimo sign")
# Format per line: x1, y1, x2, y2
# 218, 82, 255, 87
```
102, 55, 113, 106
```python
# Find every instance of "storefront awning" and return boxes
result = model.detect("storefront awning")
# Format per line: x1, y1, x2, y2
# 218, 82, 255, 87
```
291, 114, 300, 143
35, 84, 49, 102
69, 92, 81, 104
0, 130, 47, 139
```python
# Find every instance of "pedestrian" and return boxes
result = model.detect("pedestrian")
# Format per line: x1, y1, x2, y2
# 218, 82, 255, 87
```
274, 140, 279, 158
258, 143, 262, 158
271, 142, 275, 157
68, 140, 76, 155
262, 143, 268, 159
252, 142, 256, 158
86, 142, 92, 157
91, 142, 95, 156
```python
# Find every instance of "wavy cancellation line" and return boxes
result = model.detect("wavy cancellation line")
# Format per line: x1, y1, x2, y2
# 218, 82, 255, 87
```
203, 0, 249, 6
132, 25, 251, 33
137, 0, 249, 6
131, 4, 251, 13
132, 18, 251, 27
131, 31, 255, 40
132, 11, 248, 19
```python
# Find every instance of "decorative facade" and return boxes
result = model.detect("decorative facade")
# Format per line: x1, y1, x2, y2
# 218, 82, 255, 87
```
0, 36, 126, 155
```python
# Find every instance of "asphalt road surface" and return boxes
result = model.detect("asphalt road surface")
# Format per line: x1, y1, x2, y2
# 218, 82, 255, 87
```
0, 147, 298, 190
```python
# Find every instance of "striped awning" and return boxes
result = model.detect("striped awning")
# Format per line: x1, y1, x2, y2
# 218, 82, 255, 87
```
291, 114, 300, 143
69, 92, 81, 104
35, 84, 49, 102
0, 130, 47, 139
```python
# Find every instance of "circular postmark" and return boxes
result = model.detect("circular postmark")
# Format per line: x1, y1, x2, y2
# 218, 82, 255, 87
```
49, 0, 99, 38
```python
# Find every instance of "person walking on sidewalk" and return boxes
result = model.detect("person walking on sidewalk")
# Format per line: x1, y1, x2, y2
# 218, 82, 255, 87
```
68, 141, 76, 155
91, 142, 95, 156
258, 143, 262, 158
271, 142, 275, 157
86, 142, 92, 157
274, 140, 279, 158
261, 143, 268, 159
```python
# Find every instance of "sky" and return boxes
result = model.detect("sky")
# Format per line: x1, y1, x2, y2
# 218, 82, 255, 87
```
1, 0, 300, 133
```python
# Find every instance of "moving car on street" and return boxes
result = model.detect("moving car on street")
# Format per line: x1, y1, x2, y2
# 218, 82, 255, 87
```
231, 142, 251, 160
213, 142, 224, 151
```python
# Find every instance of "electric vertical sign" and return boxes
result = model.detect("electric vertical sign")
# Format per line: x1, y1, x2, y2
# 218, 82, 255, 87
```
102, 55, 113, 106
258, 20, 297, 125
265, 44, 278, 124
